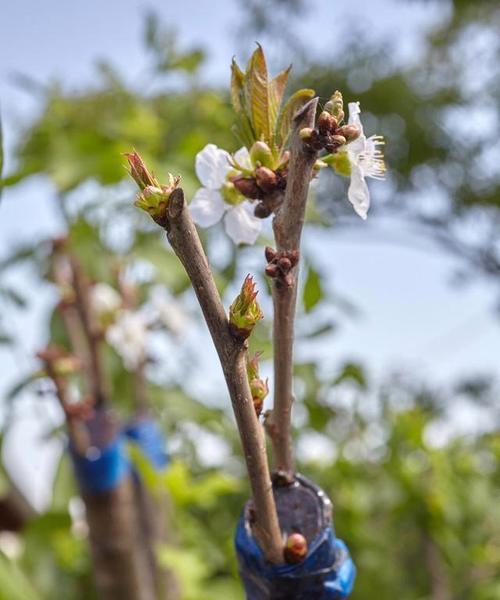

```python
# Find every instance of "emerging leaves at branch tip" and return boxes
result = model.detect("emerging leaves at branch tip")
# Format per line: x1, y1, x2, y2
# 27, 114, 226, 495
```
125, 151, 180, 225
228, 275, 263, 340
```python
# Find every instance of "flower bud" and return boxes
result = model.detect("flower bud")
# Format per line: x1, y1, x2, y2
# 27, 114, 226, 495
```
254, 202, 272, 218
338, 125, 361, 142
284, 533, 308, 564
324, 90, 344, 122
250, 141, 274, 169
278, 257, 292, 272
317, 111, 337, 135
229, 275, 264, 339
232, 175, 262, 199
299, 127, 314, 141
255, 166, 278, 194
265, 263, 278, 278
331, 135, 347, 146
265, 246, 276, 263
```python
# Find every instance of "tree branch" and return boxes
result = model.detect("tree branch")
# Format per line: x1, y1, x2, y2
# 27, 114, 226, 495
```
163, 188, 283, 564
270, 98, 319, 474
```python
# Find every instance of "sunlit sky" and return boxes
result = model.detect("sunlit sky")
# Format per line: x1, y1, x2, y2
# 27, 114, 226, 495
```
1, 0, 498, 507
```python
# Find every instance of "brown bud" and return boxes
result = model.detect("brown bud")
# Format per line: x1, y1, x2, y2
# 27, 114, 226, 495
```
278, 257, 292, 273
317, 111, 337, 135
299, 127, 314, 141
288, 250, 300, 267
331, 135, 347, 146
255, 166, 278, 194
265, 246, 276, 263
265, 264, 278, 278
283, 274, 294, 287
338, 125, 360, 141
254, 202, 272, 218
284, 533, 308, 564
232, 175, 262, 199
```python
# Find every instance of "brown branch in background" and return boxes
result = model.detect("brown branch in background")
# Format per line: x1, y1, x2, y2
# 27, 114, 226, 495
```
423, 534, 452, 600
163, 188, 283, 564
37, 347, 90, 456
267, 98, 319, 475
69, 256, 108, 408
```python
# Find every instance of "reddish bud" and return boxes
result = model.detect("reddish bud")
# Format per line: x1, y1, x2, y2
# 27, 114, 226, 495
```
255, 166, 278, 194
288, 250, 300, 267
265, 264, 278, 278
284, 533, 308, 564
232, 175, 262, 199
277, 257, 292, 272
317, 111, 337, 135
338, 125, 360, 141
265, 247, 276, 263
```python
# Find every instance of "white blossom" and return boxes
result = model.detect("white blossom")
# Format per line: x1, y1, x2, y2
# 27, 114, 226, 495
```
189, 144, 261, 245
345, 102, 385, 219
151, 287, 189, 336
89, 283, 121, 317
106, 309, 148, 370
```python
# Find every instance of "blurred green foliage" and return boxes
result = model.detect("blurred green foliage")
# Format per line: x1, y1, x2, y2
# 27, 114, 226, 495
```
0, 2, 499, 599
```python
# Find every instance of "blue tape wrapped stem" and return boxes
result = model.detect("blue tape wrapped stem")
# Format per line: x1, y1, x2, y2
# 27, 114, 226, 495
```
123, 418, 169, 471
69, 410, 130, 494
235, 475, 356, 600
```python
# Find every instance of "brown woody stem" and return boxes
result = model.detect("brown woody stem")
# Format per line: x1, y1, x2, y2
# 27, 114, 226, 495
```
69, 256, 108, 408
270, 98, 319, 474
163, 188, 283, 564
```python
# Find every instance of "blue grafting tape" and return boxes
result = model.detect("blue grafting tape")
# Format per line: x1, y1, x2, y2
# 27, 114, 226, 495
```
70, 436, 130, 494
235, 518, 356, 600
124, 418, 169, 471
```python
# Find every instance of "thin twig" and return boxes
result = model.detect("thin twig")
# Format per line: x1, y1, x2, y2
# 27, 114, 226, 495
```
69, 256, 108, 408
270, 98, 319, 474
164, 188, 283, 564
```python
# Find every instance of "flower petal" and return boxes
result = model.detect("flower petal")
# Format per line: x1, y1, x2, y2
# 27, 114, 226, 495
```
347, 163, 370, 220
189, 188, 226, 227
195, 143, 231, 189
224, 202, 262, 245
233, 146, 252, 170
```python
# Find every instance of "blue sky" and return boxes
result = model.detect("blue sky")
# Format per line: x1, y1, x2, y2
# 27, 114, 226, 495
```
0, 0, 498, 506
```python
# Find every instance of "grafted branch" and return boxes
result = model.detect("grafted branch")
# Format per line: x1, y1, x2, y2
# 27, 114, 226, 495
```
163, 188, 283, 564
270, 98, 319, 474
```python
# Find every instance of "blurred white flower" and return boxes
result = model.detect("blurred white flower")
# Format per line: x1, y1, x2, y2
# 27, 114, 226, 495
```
345, 102, 385, 219
106, 310, 148, 370
90, 283, 121, 318
151, 287, 189, 336
0, 532, 23, 559
189, 143, 261, 245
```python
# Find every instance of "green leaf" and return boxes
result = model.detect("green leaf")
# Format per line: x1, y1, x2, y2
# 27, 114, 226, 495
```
245, 45, 271, 142
0, 555, 44, 600
332, 362, 367, 389
303, 266, 323, 313
276, 88, 315, 148
268, 65, 291, 139
230, 59, 255, 148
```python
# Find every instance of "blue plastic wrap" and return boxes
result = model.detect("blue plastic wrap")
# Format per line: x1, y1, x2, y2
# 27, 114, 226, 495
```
124, 418, 169, 471
71, 436, 130, 494
235, 475, 356, 600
